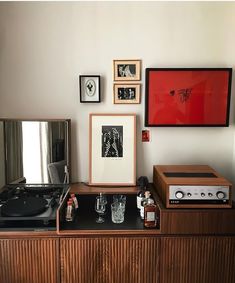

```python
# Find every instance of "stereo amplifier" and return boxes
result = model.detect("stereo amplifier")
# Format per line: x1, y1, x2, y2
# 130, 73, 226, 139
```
153, 165, 232, 208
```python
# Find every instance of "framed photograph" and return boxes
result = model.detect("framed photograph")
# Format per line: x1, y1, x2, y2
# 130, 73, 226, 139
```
79, 75, 100, 103
145, 68, 232, 127
113, 59, 141, 81
89, 114, 136, 186
113, 83, 141, 104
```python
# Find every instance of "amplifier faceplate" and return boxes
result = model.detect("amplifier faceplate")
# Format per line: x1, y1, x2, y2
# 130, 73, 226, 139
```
169, 185, 230, 205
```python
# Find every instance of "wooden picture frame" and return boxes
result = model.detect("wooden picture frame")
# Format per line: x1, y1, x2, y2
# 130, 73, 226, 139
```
113, 83, 141, 104
113, 60, 141, 81
89, 113, 136, 186
145, 68, 232, 127
79, 75, 101, 103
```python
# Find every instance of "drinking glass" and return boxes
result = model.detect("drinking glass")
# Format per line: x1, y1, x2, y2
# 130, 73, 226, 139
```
95, 196, 106, 223
111, 202, 125, 224
99, 193, 107, 215
113, 194, 126, 205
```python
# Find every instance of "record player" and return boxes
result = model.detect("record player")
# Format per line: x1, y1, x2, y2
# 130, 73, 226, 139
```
0, 184, 69, 231
0, 119, 71, 231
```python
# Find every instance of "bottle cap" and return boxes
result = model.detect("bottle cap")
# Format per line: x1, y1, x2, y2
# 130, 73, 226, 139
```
71, 194, 75, 197
145, 191, 151, 198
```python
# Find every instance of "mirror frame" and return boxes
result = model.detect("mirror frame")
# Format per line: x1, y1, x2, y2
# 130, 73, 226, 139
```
0, 118, 71, 185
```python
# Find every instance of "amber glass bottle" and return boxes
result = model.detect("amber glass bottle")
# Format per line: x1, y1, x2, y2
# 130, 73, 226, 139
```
144, 198, 157, 228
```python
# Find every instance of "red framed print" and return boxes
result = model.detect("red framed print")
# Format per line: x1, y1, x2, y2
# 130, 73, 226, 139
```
145, 68, 232, 127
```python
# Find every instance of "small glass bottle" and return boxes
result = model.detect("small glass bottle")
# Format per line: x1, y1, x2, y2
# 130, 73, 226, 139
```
65, 200, 74, 222
140, 191, 153, 219
71, 194, 78, 210
144, 199, 157, 228
137, 177, 149, 209
137, 187, 146, 209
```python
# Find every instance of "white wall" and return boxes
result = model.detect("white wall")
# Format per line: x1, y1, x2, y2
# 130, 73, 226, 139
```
0, 2, 235, 193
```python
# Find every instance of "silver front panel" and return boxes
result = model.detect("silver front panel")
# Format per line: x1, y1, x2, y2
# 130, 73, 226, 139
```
169, 185, 229, 200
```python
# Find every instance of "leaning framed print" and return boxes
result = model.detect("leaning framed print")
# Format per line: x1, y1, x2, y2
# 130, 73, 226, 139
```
79, 75, 101, 103
113, 83, 141, 104
145, 68, 232, 127
113, 59, 141, 81
89, 113, 136, 186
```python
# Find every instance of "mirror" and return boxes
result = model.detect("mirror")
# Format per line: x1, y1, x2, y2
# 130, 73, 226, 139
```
0, 119, 71, 188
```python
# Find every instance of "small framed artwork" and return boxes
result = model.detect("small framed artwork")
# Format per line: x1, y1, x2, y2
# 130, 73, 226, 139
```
145, 68, 232, 127
142, 130, 150, 142
113, 59, 141, 81
113, 83, 141, 104
89, 113, 136, 186
79, 75, 100, 103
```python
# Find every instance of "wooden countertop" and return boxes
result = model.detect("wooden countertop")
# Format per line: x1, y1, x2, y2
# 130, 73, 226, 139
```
69, 182, 139, 194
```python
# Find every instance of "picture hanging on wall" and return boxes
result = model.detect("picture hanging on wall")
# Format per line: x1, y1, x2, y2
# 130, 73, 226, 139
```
89, 113, 136, 186
145, 68, 232, 127
113, 83, 141, 104
79, 75, 100, 103
113, 59, 141, 81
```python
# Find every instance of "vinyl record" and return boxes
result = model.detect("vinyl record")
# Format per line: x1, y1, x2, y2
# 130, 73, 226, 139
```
1, 197, 48, 217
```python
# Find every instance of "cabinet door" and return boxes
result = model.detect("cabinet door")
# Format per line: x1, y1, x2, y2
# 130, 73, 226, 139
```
160, 236, 235, 283
0, 238, 59, 283
60, 237, 160, 283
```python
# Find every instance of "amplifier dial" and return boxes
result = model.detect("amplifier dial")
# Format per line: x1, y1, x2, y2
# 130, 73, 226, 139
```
201, 193, 205, 197
216, 191, 225, 199
175, 191, 184, 199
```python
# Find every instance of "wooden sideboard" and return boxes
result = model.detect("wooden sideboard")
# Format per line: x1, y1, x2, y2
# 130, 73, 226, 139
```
0, 183, 235, 283
0, 234, 234, 283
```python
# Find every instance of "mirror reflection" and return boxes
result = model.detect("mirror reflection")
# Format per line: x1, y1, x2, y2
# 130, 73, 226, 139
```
0, 120, 70, 187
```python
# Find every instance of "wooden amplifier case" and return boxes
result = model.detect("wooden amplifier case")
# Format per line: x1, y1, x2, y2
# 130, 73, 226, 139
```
153, 165, 233, 208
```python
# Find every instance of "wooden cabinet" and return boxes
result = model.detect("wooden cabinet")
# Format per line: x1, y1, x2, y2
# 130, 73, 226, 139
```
160, 236, 235, 283
0, 235, 235, 283
0, 238, 59, 283
60, 237, 160, 283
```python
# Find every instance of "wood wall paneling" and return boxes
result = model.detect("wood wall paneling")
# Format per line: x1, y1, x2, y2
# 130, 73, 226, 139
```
0, 238, 59, 283
60, 237, 160, 283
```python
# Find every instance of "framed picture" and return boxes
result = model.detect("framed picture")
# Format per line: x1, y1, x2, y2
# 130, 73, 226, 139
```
113, 83, 141, 104
145, 68, 232, 127
89, 113, 136, 186
113, 59, 141, 81
79, 75, 100, 103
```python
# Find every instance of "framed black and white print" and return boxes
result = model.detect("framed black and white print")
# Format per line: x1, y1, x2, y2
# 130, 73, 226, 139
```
79, 75, 100, 103
89, 113, 136, 186
113, 60, 141, 81
113, 83, 141, 104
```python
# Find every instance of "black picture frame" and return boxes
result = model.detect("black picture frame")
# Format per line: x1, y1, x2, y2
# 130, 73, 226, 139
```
79, 75, 101, 103
145, 68, 232, 127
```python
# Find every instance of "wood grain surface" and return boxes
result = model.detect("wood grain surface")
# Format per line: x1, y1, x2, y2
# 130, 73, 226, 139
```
60, 237, 159, 283
0, 238, 59, 283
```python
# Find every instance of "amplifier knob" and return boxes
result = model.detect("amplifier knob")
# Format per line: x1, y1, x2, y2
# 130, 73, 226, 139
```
201, 193, 205, 197
187, 193, 192, 197
208, 193, 213, 197
175, 191, 184, 199
216, 191, 225, 199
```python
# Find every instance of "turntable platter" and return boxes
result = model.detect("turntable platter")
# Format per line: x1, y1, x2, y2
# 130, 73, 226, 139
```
1, 197, 48, 217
